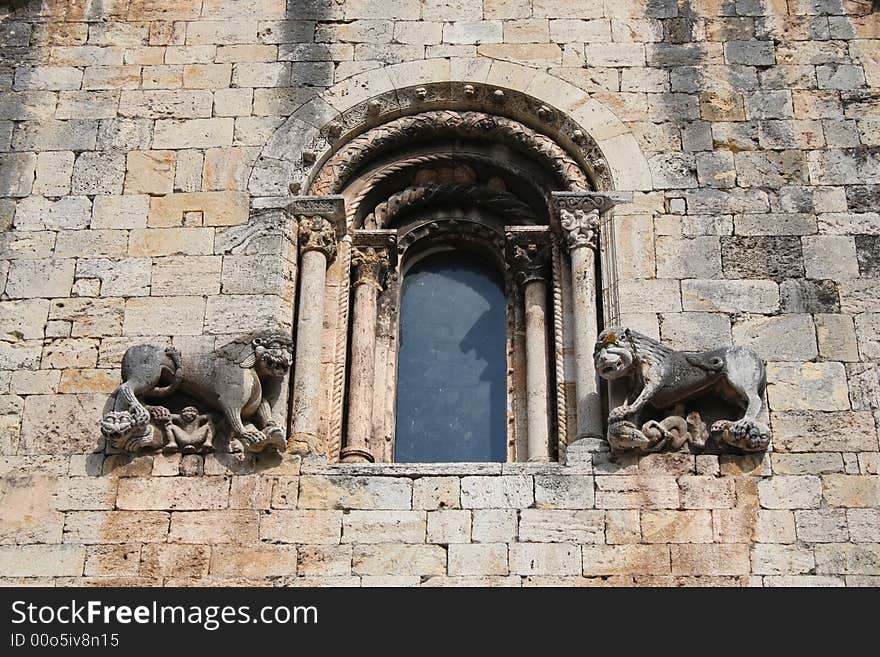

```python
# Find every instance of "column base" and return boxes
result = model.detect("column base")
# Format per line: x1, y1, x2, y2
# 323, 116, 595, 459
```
340, 447, 375, 463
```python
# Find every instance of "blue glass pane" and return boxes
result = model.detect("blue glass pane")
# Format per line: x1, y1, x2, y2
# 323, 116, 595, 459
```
395, 252, 507, 463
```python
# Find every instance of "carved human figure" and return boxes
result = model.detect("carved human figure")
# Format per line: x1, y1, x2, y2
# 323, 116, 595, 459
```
101, 331, 294, 454
593, 327, 771, 452
158, 406, 215, 454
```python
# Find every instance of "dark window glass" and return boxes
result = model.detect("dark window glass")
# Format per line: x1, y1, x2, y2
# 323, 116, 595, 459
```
395, 252, 506, 462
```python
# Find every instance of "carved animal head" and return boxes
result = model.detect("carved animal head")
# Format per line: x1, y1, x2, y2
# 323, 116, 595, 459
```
100, 411, 154, 452
239, 332, 294, 377
593, 327, 636, 380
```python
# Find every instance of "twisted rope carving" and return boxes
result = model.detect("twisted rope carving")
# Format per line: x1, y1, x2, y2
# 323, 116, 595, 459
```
349, 152, 506, 223
328, 239, 351, 463
366, 184, 538, 228
309, 110, 589, 195
551, 238, 568, 457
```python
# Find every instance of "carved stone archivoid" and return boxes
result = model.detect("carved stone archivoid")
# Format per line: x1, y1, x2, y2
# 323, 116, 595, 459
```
594, 327, 771, 453
101, 331, 294, 455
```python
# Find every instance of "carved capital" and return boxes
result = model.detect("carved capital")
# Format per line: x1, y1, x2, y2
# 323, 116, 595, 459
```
552, 191, 631, 251
506, 227, 553, 286
298, 215, 337, 260
509, 242, 551, 285
560, 207, 600, 251
351, 246, 391, 291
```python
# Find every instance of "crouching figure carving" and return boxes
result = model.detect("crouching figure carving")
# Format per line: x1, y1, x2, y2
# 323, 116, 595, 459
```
594, 327, 771, 453
101, 331, 293, 454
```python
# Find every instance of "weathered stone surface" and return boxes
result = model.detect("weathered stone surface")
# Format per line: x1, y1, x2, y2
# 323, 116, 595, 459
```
352, 545, 446, 576
448, 544, 508, 576
20, 394, 104, 455
682, 279, 778, 313
413, 476, 460, 510
822, 475, 880, 508
116, 477, 229, 510
815, 544, 880, 575
768, 362, 850, 412
426, 510, 471, 544
460, 476, 533, 509
732, 314, 818, 361
0, 545, 85, 577
721, 236, 804, 281
169, 510, 259, 544
751, 544, 815, 576
519, 509, 604, 543
758, 476, 823, 510
298, 476, 411, 510
342, 511, 425, 544
510, 543, 581, 576
582, 544, 670, 576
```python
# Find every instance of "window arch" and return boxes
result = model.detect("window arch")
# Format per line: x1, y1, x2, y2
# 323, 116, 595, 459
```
285, 86, 622, 464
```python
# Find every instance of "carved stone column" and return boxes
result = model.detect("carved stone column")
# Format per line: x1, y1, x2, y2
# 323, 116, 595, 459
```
288, 196, 345, 454
508, 228, 553, 462
553, 192, 623, 445
341, 231, 396, 463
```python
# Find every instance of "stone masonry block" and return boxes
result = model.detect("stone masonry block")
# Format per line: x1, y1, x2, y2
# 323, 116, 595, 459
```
169, 510, 260, 544
510, 543, 581, 576
519, 509, 604, 543
341, 511, 426, 544
116, 477, 229, 510
758, 476, 823, 510
352, 545, 446, 576
582, 545, 671, 576
298, 476, 412, 510
413, 476, 460, 510
5, 257, 74, 300
460, 476, 533, 509
260, 510, 342, 544
448, 544, 508, 576
149, 192, 248, 227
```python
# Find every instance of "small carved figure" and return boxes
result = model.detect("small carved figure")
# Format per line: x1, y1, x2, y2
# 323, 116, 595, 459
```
153, 406, 216, 454
101, 331, 294, 454
594, 327, 771, 452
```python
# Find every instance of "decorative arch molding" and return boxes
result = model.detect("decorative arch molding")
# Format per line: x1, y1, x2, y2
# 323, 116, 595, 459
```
248, 58, 654, 200
309, 109, 592, 196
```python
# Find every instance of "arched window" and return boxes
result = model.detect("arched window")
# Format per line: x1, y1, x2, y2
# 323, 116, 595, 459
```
395, 252, 507, 463
285, 92, 619, 466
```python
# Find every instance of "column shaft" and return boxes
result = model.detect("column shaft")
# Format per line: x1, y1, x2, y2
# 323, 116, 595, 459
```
524, 280, 551, 462
342, 282, 378, 462
291, 248, 328, 446
569, 245, 603, 441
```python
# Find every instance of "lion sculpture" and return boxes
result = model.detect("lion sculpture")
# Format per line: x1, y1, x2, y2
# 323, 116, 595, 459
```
101, 331, 293, 454
593, 326, 771, 452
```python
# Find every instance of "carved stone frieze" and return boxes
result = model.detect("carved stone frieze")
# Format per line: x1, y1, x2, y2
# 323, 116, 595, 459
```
594, 327, 772, 453
101, 332, 294, 455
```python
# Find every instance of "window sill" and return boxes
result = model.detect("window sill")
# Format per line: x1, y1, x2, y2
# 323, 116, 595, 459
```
300, 460, 593, 476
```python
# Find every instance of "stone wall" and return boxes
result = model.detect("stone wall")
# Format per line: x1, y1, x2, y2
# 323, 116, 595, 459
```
0, 0, 878, 586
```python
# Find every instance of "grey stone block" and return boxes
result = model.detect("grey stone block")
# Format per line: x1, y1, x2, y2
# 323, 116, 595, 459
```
721, 236, 804, 280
